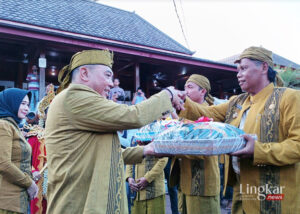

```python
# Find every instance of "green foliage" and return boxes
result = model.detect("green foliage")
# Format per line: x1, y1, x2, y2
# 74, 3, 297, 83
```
279, 67, 300, 89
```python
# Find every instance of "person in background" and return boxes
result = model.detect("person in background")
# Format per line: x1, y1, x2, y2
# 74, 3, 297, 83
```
24, 84, 55, 214
164, 158, 179, 214
132, 87, 147, 105
118, 128, 139, 214
170, 74, 220, 214
0, 88, 39, 214
160, 112, 179, 214
108, 78, 126, 104
126, 149, 168, 214
26, 65, 40, 111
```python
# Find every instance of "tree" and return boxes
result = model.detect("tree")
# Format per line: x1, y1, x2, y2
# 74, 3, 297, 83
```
279, 67, 300, 89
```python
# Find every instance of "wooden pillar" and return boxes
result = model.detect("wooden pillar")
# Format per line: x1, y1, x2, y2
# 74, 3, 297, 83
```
135, 63, 140, 91
39, 53, 46, 100
17, 63, 23, 89
218, 84, 224, 99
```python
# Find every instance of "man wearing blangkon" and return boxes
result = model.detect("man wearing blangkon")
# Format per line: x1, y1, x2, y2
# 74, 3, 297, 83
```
45, 49, 184, 214
170, 74, 220, 214
177, 46, 300, 213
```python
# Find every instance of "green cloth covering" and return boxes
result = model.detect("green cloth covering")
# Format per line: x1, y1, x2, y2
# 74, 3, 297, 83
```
0, 209, 21, 214
182, 194, 220, 214
131, 195, 165, 214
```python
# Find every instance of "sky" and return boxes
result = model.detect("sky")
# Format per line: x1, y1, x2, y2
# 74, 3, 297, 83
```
97, 0, 300, 65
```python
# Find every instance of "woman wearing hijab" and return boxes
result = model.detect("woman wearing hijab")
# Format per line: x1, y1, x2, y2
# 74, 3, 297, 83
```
0, 88, 39, 214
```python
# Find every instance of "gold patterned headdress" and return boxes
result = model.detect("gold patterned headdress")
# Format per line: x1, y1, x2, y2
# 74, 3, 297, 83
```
57, 49, 114, 93
38, 84, 55, 122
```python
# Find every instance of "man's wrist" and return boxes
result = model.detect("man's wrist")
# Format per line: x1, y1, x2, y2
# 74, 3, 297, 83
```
164, 88, 173, 102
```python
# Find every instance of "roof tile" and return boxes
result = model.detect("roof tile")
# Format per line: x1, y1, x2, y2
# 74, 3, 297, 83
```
0, 0, 192, 54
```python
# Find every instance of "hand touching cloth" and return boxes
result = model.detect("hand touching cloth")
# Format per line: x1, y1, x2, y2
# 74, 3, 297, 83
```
164, 86, 186, 111
32, 170, 42, 181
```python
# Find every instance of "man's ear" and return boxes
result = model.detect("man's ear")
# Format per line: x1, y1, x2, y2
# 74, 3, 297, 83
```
201, 88, 207, 96
261, 62, 269, 75
79, 66, 89, 82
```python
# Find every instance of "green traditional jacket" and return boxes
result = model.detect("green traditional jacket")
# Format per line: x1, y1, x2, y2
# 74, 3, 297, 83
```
45, 84, 173, 214
125, 155, 168, 201
170, 101, 220, 196
181, 83, 300, 214
0, 117, 32, 213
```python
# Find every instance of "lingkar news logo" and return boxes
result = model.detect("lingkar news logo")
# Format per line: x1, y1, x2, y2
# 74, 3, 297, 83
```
240, 184, 285, 201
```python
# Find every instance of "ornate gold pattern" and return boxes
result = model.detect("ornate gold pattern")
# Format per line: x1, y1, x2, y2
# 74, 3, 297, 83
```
225, 93, 249, 124
145, 156, 157, 199
259, 88, 286, 214
190, 159, 205, 195
106, 135, 124, 214
225, 88, 286, 213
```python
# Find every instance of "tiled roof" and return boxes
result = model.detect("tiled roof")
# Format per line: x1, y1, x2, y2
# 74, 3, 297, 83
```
0, 0, 192, 55
272, 53, 300, 69
219, 53, 300, 69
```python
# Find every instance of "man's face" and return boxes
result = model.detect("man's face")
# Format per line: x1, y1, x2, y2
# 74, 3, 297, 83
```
237, 58, 265, 94
113, 79, 120, 87
185, 81, 205, 103
88, 65, 114, 97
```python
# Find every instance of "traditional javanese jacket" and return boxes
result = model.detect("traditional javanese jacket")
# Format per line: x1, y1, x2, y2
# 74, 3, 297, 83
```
181, 83, 300, 213
170, 101, 220, 196
45, 84, 173, 214
126, 155, 168, 201
0, 117, 32, 213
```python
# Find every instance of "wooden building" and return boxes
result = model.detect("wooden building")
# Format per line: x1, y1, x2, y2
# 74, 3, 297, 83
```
0, 0, 239, 100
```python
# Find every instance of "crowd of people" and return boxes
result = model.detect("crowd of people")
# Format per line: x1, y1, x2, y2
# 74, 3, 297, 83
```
0, 46, 299, 214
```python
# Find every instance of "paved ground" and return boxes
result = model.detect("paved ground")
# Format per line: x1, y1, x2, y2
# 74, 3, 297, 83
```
165, 194, 231, 214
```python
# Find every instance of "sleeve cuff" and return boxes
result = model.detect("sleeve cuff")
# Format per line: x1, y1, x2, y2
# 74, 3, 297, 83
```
23, 173, 33, 188
144, 173, 153, 183
253, 141, 266, 166
161, 91, 173, 116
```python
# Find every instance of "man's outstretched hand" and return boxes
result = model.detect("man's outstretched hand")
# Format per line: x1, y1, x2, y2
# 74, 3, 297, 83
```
164, 86, 186, 111
143, 142, 155, 156
143, 142, 173, 157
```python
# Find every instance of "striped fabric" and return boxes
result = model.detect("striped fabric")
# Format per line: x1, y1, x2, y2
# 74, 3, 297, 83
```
26, 73, 39, 90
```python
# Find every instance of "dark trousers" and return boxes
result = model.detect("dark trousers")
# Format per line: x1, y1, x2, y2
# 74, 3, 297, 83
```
219, 163, 233, 201
164, 158, 179, 214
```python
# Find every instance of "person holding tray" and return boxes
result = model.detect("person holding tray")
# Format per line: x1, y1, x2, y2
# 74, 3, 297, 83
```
176, 46, 300, 214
